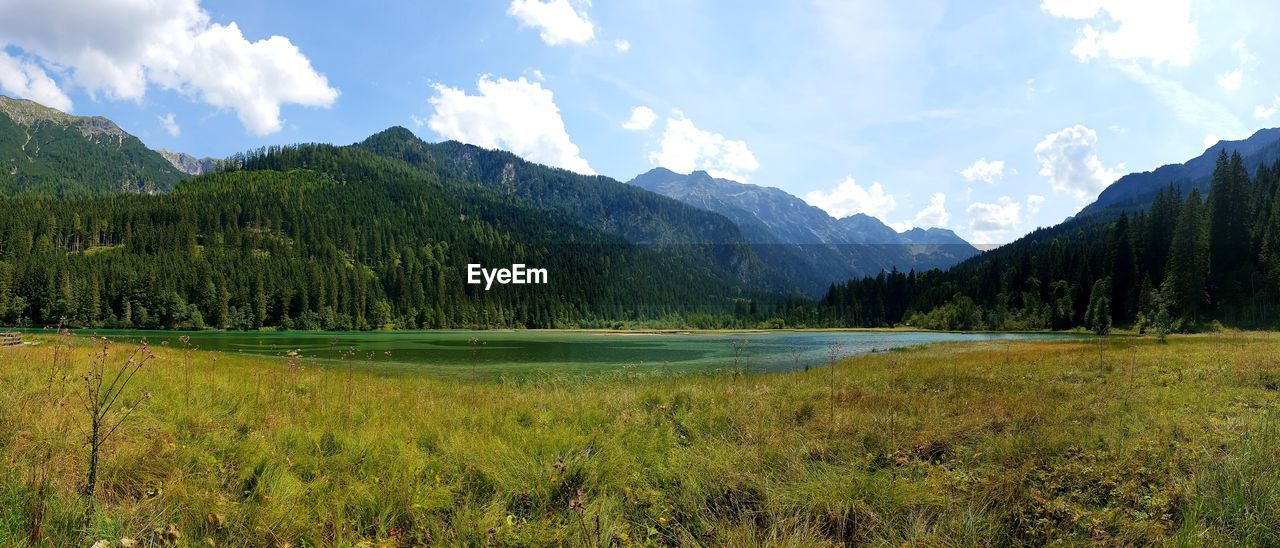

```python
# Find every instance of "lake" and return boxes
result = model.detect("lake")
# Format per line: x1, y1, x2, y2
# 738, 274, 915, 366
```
31, 329, 1073, 377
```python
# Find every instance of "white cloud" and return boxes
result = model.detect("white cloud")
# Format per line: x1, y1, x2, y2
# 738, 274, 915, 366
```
1026, 195, 1045, 215
0, 50, 72, 112
409, 114, 426, 128
0, 0, 338, 135
1203, 133, 1218, 150
803, 177, 897, 220
648, 113, 759, 181
614, 39, 630, 53
507, 0, 595, 46
1216, 69, 1242, 92
1041, 0, 1198, 66
1117, 63, 1243, 136
1217, 40, 1253, 92
158, 112, 180, 137
914, 193, 951, 227
428, 75, 595, 175
1255, 97, 1280, 121
1034, 125, 1120, 204
961, 158, 1005, 184
893, 192, 951, 231
966, 195, 1043, 243
621, 105, 655, 131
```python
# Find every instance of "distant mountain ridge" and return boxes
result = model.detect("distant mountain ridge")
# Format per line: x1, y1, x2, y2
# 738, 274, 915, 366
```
0, 95, 186, 196
1082, 127, 1280, 215
626, 167, 980, 292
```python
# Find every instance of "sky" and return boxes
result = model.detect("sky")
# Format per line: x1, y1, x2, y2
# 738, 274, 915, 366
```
0, 0, 1277, 243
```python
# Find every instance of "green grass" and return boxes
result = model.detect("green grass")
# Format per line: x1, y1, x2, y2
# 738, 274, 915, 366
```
1, 333, 1278, 546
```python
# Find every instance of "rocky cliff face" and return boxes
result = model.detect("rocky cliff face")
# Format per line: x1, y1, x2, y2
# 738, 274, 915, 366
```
158, 150, 220, 176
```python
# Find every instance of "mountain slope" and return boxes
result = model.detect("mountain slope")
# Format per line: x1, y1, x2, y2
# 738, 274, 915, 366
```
1082, 128, 1280, 215
0, 95, 187, 196
0, 141, 777, 330
354, 127, 783, 291
627, 168, 980, 292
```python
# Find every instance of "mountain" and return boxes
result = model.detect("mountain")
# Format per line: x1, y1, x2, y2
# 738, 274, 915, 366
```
356, 128, 753, 246
0, 138, 789, 330
1082, 128, 1280, 216
899, 226, 971, 246
0, 95, 187, 196
626, 168, 980, 292
158, 149, 220, 176
353, 128, 785, 292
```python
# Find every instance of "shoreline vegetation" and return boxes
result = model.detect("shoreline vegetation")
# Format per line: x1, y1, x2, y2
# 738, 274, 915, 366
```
2, 332, 1278, 545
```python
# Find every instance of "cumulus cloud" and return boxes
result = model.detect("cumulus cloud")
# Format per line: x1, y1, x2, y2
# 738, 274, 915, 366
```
0, 50, 72, 112
158, 112, 180, 137
1035, 125, 1120, 204
892, 193, 951, 232
0, 0, 338, 135
1217, 41, 1252, 91
1041, 0, 1198, 66
648, 113, 759, 181
508, 0, 595, 46
803, 177, 897, 220
428, 75, 595, 175
1255, 97, 1280, 121
621, 105, 655, 131
913, 193, 951, 227
966, 195, 1043, 243
614, 39, 630, 53
1216, 69, 1242, 92
1203, 133, 1219, 150
961, 158, 1005, 184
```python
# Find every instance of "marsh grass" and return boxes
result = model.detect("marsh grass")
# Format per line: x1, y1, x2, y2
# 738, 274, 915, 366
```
0, 333, 1277, 545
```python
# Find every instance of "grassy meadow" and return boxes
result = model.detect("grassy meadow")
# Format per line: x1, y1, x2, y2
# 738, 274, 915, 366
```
1, 332, 1278, 546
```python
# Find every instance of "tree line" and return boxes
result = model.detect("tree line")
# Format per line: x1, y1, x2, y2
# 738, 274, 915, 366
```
820, 150, 1280, 332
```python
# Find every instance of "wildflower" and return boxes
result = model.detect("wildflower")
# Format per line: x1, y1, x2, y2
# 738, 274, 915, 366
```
569, 489, 585, 513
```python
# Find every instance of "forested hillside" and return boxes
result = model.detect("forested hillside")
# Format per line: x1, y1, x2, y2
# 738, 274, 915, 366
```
1082, 128, 1280, 216
820, 150, 1280, 331
0, 143, 799, 330
0, 96, 186, 196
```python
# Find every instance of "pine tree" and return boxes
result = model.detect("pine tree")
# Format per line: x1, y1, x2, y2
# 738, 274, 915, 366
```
1085, 277, 1112, 336
1207, 151, 1253, 311
1108, 213, 1137, 323
1163, 188, 1208, 324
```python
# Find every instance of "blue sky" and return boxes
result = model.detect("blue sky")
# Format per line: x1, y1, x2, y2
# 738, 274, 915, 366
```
1, 0, 1277, 243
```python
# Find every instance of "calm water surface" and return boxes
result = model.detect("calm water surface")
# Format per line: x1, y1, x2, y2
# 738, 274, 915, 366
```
33, 329, 1070, 377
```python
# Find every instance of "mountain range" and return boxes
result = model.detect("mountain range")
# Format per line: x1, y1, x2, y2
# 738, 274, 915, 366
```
2, 93, 1280, 330
627, 168, 980, 292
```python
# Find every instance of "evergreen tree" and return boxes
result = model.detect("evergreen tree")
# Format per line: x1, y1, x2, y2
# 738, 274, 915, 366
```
1163, 188, 1209, 324
1085, 277, 1112, 336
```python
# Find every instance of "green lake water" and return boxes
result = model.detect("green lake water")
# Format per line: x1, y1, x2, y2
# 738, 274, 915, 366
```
28, 329, 1072, 378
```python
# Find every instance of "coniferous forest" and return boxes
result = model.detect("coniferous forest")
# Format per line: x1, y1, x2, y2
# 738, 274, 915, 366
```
0, 142, 819, 330
821, 150, 1280, 332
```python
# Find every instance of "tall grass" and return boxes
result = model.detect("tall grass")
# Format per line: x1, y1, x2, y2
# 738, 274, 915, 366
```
0, 332, 1277, 545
